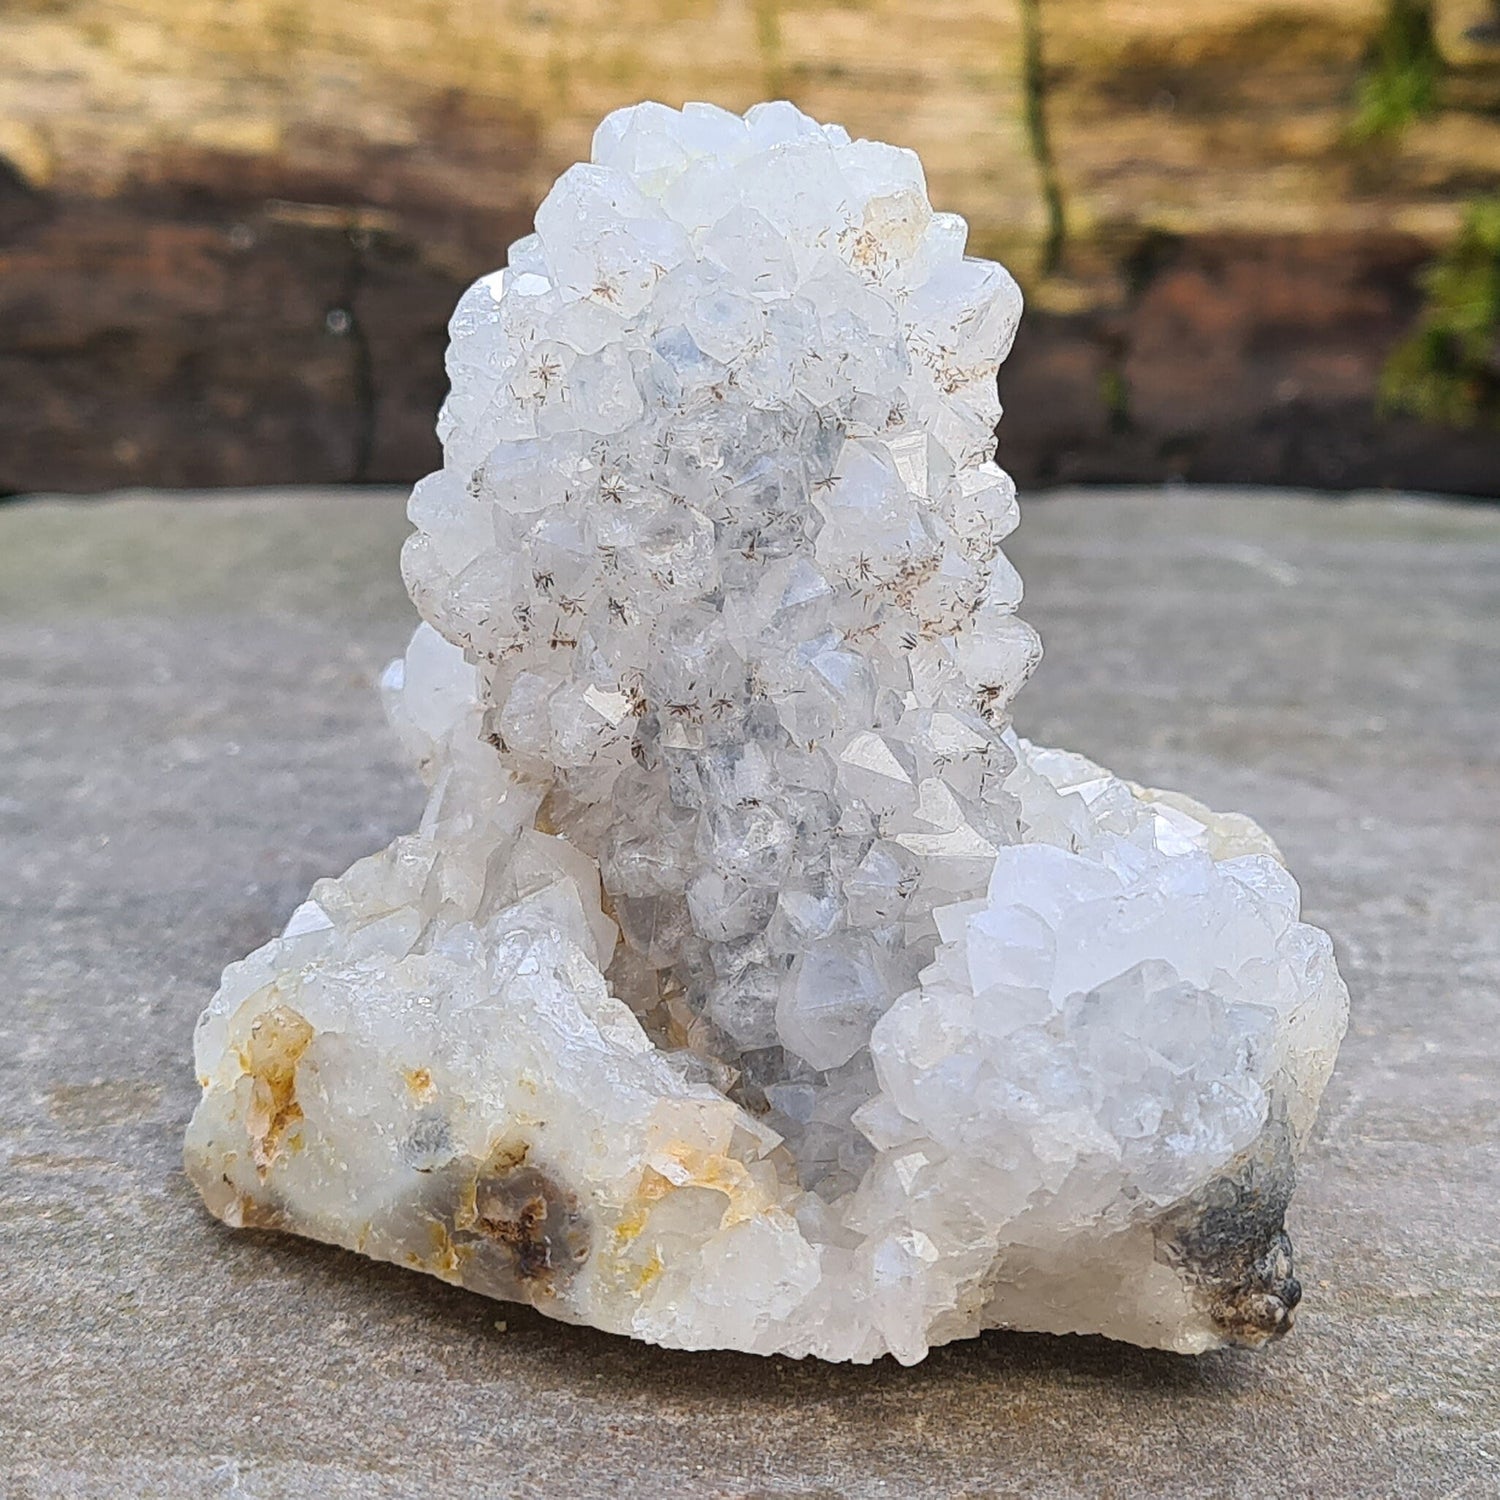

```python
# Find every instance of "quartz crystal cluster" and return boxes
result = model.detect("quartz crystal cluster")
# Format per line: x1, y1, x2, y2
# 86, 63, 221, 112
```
186, 101, 1349, 1361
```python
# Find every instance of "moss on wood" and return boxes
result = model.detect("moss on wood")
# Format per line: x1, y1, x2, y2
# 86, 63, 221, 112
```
1382, 197, 1500, 428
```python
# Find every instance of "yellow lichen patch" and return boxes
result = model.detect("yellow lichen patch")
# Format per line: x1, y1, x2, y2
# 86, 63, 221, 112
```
236, 1005, 314, 1178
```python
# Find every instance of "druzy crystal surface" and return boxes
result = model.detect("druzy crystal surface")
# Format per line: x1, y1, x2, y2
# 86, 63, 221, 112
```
186, 101, 1349, 1361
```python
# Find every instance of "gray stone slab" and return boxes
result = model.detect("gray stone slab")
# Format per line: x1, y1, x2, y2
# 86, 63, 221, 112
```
2, 486, 1496, 1499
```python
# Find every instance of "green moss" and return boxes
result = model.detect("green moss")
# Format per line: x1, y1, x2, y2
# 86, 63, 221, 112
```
1381, 198, 1500, 428
1019, 0, 1065, 277
1350, 0, 1442, 142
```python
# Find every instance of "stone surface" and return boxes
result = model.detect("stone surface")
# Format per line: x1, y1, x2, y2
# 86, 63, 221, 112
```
2, 485, 1497, 1493
179, 103, 1347, 1362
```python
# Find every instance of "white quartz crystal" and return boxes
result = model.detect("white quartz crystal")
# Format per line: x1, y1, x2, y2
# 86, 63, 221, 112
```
186, 101, 1348, 1361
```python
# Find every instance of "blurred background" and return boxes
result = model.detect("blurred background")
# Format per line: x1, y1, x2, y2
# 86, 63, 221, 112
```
1, 0, 1497, 498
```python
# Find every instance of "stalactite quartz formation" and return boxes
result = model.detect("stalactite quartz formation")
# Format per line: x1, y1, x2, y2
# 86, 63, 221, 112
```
186, 101, 1349, 1362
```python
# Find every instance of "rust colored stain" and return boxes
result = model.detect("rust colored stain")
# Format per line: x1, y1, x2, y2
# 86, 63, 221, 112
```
448, 1145, 593, 1301
403, 1066, 435, 1100
237, 1005, 315, 1178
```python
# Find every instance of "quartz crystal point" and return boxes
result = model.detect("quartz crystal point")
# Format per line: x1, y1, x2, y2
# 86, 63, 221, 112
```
186, 101, 1349, 1362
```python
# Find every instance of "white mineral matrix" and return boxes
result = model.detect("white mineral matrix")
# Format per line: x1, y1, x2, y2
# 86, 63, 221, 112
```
186, 101, 1349, 1361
